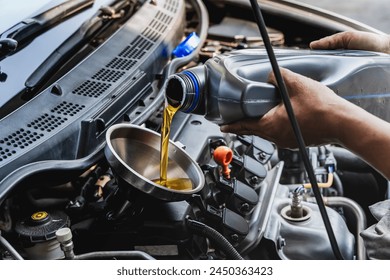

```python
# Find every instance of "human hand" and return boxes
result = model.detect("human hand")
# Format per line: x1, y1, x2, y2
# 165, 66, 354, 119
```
220, 68, 350, 148
310, 31, 390, 54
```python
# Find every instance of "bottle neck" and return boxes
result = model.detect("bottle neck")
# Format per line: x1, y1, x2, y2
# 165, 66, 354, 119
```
165, 66, 205, 113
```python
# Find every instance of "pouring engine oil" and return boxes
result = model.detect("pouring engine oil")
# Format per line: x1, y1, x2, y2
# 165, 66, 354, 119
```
165, 49, 390, 124
152, 103, 193, 191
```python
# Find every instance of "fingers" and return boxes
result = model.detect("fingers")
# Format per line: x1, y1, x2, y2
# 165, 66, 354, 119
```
219, 107, 290, 148
267, 67, 294, 87
310, 31, 390, 53
267, 67, 308, 98
310, 36, 336, 50
309, 31, 368, 50
220, 119, 257, 135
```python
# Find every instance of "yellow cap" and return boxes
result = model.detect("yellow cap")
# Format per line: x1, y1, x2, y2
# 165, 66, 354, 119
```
31, 211, 49, 221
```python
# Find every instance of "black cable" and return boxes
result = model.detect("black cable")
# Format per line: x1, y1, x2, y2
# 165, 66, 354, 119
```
249, 0, 344, 260
186, 218, 244, 260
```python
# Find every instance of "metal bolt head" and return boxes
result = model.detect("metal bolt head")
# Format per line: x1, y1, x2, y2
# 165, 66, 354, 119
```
231, 234, 239, 242
240, 203, 250, 213
249, 176, 260, 185
258, 152, 267, 160
277, 237, 286, 250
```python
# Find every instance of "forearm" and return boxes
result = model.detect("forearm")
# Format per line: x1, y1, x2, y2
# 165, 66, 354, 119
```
221, 68, 390, 180
331, 101, 390, 180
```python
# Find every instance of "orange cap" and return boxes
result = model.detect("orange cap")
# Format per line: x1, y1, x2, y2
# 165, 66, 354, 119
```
213, 146, 233, 179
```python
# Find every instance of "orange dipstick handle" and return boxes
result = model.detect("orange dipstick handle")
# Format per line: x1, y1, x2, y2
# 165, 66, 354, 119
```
213, 146, 233, 179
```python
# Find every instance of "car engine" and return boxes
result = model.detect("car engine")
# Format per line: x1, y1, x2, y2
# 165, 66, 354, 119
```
0, 0, 388, 260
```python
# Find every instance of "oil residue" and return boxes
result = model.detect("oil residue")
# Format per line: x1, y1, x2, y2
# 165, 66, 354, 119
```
152, 103, 193, 191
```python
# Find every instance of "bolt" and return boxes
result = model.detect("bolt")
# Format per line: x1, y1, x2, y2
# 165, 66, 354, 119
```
230, 234, 239, 242
258, 152, 267, 160
240, 203, 250, 213
249, 176, 260, 185
277, 237, 286, 250
290, 192, 303, 218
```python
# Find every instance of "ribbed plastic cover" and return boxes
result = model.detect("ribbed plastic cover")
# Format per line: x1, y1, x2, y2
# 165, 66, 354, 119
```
15, 210, 69, 243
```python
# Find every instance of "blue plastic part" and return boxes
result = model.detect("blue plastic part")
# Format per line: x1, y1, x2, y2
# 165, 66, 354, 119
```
172, 32, 200, 57
182, 70, 200, 113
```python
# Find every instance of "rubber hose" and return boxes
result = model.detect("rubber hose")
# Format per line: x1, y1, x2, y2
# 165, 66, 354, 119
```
327, 146, 372, 172
186, 219, 244, 260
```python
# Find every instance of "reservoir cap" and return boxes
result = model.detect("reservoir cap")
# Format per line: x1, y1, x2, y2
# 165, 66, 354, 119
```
15, 210, 69, 243
172, 32, 200, 57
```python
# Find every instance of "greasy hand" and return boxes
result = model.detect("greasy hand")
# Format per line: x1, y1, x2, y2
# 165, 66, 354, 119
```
310, 31, 390, 54
220, 68, 348, 148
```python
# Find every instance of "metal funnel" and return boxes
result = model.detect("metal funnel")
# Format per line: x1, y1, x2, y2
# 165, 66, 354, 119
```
104, 124, 205, 201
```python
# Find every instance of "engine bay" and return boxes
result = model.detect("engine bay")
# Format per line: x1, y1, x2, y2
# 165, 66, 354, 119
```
0, 0, 388, 260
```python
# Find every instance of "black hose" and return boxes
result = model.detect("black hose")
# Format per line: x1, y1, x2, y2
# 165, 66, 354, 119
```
249, 0, 344, 260
186, 218, 244, 260
0, 233, 23, 260
327, 146, 373, 172
75, 250, 155, 260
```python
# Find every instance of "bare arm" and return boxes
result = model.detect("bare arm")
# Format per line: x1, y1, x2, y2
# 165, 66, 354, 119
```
220, 68, 390, 180
336, 98, 390, 180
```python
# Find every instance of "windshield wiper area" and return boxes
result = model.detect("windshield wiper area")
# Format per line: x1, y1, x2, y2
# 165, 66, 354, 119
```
0, 0, 95, 60
24, 0, 140, 95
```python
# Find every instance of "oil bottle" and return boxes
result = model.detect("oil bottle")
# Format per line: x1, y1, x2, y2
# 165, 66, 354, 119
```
165, 48, 390, 124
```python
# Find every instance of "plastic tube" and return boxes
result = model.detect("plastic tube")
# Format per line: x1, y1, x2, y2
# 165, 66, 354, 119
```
303, 173, 334, 189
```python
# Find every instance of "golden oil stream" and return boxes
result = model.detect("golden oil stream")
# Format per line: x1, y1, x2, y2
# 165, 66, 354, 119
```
152, 103, 192, 191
